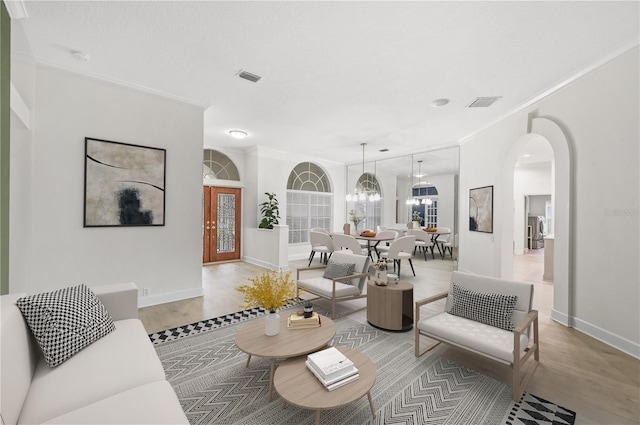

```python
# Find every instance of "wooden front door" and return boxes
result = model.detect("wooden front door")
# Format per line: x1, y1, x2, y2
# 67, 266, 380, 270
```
203, 186, 241, 263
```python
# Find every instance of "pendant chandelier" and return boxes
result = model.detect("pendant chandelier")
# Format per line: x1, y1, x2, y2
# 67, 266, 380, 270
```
416, 160, 433, 205
405, 155, 419, 205
346, 143, 380, 202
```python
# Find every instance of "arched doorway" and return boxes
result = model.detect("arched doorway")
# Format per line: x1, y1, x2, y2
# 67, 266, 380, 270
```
202, 149, 242, 263
501, 117, 573, 326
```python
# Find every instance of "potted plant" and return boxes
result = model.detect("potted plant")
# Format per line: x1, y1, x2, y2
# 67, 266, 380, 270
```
349, 209, 364, 233
236, 270, 297, 335
258, 192, 280, 229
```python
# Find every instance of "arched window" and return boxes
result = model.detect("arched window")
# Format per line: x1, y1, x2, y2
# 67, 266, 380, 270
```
287, 162, 333, 244
203, 149, 240, 181
352, 172, 382, 231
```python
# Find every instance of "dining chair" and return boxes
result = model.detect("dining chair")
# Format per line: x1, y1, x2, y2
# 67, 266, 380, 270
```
408, 229, 434, 260
434, 227, 451, 258
308, 230, 334, 266
441, 233, 458, 259
331, 233, 366, 255
379, 235, 416, 278
311, 227, 330, 234
372, 230, 399, 259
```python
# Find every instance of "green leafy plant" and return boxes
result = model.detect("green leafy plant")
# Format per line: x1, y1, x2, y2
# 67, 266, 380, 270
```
258, 192, 280, 229
349, 209, 363, 230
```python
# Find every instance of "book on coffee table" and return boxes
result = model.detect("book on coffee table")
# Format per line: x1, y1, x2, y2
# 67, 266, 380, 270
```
287, 312, 321, 329
306, 346, 360, 390
305, 360, 359, 391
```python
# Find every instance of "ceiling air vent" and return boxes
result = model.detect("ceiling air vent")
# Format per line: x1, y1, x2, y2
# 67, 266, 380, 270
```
467, 96, 502, 108
238, 70, 262, 83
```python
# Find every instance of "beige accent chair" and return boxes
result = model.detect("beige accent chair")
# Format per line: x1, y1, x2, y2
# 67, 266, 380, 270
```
297, 251, 370, 319
331, 233, 366, 255
308, 230, 334, 266
415, 271, 539, 401
379, 235, 416, 278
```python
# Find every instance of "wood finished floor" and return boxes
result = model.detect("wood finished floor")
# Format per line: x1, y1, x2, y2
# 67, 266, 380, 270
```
139, 250, 639, 425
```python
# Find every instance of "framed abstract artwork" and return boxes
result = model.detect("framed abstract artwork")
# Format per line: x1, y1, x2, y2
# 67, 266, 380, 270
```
84, 137, 166, 227
469, 185, 493, 233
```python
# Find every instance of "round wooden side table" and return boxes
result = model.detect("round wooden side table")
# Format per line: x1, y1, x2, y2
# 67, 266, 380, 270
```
274, 346, 376, 425
366, 279, 414, 331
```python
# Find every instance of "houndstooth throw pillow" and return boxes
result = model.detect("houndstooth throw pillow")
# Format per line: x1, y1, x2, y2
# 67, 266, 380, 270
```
449, 283, 518, 331
16, 284, 116, 367
323, 260, 356, 283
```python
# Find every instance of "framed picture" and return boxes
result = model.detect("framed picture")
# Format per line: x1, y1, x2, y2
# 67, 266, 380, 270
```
469, 185, 493, 233
84, 137, 166, 227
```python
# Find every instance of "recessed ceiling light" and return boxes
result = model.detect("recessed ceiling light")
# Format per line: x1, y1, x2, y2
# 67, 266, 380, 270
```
523, 154, 531, 158
431, 98, 450, 107
228, 130, 248, 139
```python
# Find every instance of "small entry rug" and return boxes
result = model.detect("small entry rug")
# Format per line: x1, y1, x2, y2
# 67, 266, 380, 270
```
151, 307, 575, 425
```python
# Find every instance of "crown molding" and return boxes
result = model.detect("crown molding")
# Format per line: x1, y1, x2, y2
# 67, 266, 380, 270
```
3, 0, 28, 19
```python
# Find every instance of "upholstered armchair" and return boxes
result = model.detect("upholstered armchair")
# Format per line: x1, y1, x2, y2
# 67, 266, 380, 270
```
415, 271, 539, 401
297, 251, 370, 319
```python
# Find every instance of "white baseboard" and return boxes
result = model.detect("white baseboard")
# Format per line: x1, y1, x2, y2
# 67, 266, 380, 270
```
551, 309, 639, 359
550, 309, 571, 326
572, 316, 640, 360
138, 286, 204, 308
242, 256, 290, 272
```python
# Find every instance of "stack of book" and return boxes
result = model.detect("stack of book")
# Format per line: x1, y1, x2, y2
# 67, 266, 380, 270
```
306, 347, 359, 391
287, 312, 321, 329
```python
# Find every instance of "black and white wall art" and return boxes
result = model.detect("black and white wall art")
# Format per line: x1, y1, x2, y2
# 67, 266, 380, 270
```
84, 137, 166, 227
469, 185, 493, 233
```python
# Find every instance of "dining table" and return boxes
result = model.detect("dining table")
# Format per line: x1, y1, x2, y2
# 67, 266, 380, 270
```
424, 228, 451, 257
353, 233, 397, 261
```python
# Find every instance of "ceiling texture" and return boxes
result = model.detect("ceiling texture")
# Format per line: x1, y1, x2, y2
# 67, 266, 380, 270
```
11, 1, 640, 167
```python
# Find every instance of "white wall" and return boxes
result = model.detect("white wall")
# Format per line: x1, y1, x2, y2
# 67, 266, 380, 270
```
459, 47, 639, 357
9, 55, 35, 294
10, 65, 205, 307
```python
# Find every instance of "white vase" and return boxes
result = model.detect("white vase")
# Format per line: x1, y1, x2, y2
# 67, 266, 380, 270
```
265, 312, 280, 336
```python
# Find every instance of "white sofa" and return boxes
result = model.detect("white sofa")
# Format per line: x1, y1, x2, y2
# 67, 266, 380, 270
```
0, 282, 188, 425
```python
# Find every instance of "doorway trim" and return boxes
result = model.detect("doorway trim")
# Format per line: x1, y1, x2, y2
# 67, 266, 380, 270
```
501, 115, 573, 327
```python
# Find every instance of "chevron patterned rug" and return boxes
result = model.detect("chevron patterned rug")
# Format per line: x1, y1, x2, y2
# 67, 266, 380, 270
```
151, 307, 575, 425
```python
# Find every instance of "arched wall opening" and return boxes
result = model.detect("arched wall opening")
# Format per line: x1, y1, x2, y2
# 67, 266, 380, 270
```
501, 116, 573, 326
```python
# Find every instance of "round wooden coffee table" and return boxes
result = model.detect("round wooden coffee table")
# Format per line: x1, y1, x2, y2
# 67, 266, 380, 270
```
234, 312, 336, 401
273, 346, 376, 425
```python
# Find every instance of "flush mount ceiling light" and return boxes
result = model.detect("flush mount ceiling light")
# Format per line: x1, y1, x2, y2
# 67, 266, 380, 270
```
228, 130, 248, 139
431, 98, 450, 107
